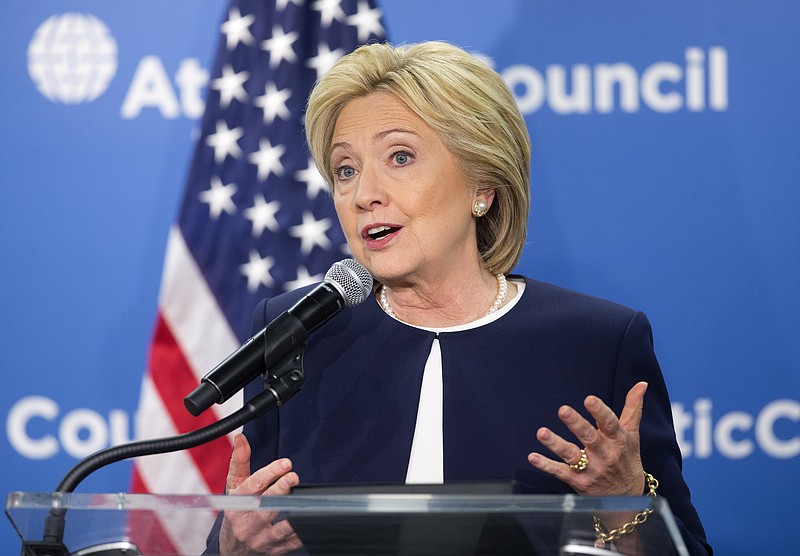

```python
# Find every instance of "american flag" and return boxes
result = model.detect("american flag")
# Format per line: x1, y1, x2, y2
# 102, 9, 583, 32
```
130, 0, 385, 552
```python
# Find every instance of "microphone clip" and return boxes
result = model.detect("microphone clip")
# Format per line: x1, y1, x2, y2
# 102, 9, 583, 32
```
262, 341, 307, 407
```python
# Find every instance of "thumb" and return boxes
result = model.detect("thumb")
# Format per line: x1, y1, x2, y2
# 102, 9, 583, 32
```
619, 381, 648, 434
226, 434, 252, 493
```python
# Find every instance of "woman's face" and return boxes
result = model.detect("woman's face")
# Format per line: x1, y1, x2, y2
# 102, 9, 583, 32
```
330, 91, 487, 287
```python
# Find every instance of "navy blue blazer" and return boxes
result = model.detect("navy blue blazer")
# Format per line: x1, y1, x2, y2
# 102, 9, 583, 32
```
207, 277, 711, 555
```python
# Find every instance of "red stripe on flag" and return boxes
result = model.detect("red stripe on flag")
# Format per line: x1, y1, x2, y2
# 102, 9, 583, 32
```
128, 466, 181, 555
130, 462, 148, 493
147, 313, 231, 494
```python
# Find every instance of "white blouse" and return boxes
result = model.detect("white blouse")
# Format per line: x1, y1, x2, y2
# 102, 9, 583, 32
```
382, 280, 527, 484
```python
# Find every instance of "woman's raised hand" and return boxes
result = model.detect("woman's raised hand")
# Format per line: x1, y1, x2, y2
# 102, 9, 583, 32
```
220, 435, 302, 555
528, 381, 648, 497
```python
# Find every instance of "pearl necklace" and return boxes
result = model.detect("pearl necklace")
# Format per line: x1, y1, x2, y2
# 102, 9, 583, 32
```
380, 273, 508, 320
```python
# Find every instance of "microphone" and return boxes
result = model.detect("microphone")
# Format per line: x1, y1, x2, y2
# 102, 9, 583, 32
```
184, 258, 373, 416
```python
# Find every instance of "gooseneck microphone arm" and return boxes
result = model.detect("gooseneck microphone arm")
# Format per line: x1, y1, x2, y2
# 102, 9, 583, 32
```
29, 353, 305, 555
57, 366, 305, 494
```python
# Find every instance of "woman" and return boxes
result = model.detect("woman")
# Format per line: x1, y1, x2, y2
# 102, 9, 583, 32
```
210, 41, 711, 555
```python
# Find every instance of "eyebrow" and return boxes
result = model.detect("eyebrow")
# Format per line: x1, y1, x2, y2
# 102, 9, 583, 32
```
331, 127, 419, 152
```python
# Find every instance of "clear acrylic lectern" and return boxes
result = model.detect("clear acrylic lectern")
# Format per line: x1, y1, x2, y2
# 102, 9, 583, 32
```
6, 491, 688, 555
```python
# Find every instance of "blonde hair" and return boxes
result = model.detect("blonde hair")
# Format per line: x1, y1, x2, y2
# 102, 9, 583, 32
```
305, 41, 531, 274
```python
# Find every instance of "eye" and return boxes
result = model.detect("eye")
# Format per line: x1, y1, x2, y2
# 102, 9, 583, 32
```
335, 165, 357, 180
391, 150, 412, 166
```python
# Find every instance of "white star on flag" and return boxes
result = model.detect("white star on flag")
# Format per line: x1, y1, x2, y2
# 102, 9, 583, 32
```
198, 176, 237, 219
283, 266, 325, 291
306, 43, 345, 79
212, 65, 250, 108
239, 250, 276, 292
206, 119, 244, 163
289, 211, 333, 254
261, 26, 299, 68
244, 194, 281, 237
295, 158, 328, 199
220, 7, 255, 50
313, 0, 346, 27
276, 0, 304, 10
248, 138, 286, 181
347, 0, 384, 42
253, 82, 292, 124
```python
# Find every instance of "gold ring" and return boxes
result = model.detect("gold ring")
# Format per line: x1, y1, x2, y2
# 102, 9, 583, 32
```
569, 449, 588, 472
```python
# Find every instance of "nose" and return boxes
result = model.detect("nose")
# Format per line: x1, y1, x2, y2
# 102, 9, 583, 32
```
353, 162, 388, 211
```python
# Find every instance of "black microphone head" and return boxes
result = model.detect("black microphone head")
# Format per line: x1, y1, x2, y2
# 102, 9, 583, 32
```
325, 259, 373, 307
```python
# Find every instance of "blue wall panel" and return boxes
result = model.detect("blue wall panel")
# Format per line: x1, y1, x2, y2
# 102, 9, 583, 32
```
2, 1, 797, 552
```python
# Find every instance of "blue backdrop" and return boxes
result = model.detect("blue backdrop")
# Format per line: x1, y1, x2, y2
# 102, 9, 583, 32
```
2, 1, 798, 553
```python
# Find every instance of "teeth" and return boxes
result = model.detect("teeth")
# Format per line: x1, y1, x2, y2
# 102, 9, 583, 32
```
367, 225, 398, 240
367, 225, 392, 236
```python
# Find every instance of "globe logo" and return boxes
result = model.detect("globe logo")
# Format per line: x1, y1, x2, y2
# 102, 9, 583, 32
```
27, 13, 118, 104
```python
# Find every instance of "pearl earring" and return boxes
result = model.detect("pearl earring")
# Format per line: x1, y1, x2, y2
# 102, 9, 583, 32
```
473, 199, 488, 217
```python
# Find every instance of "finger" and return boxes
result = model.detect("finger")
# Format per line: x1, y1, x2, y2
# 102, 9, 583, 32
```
236, 458, 294, 495
226, 434, 252, 493
270, 537, 305, 556
265, 470, 300, 496
557, 404, 600, 446
274, 534, 304, 555
221, 508, 277, 553
267, 518, 298, 543
527, 452, 578, 486
241, 517, 302, 555
263, 519, 304, 555
618, 381, 648, 432
536, 426, 584, 466
583, 395, 622, 439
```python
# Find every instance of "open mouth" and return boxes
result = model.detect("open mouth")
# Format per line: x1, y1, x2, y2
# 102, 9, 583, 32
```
366, 225, 401, 240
